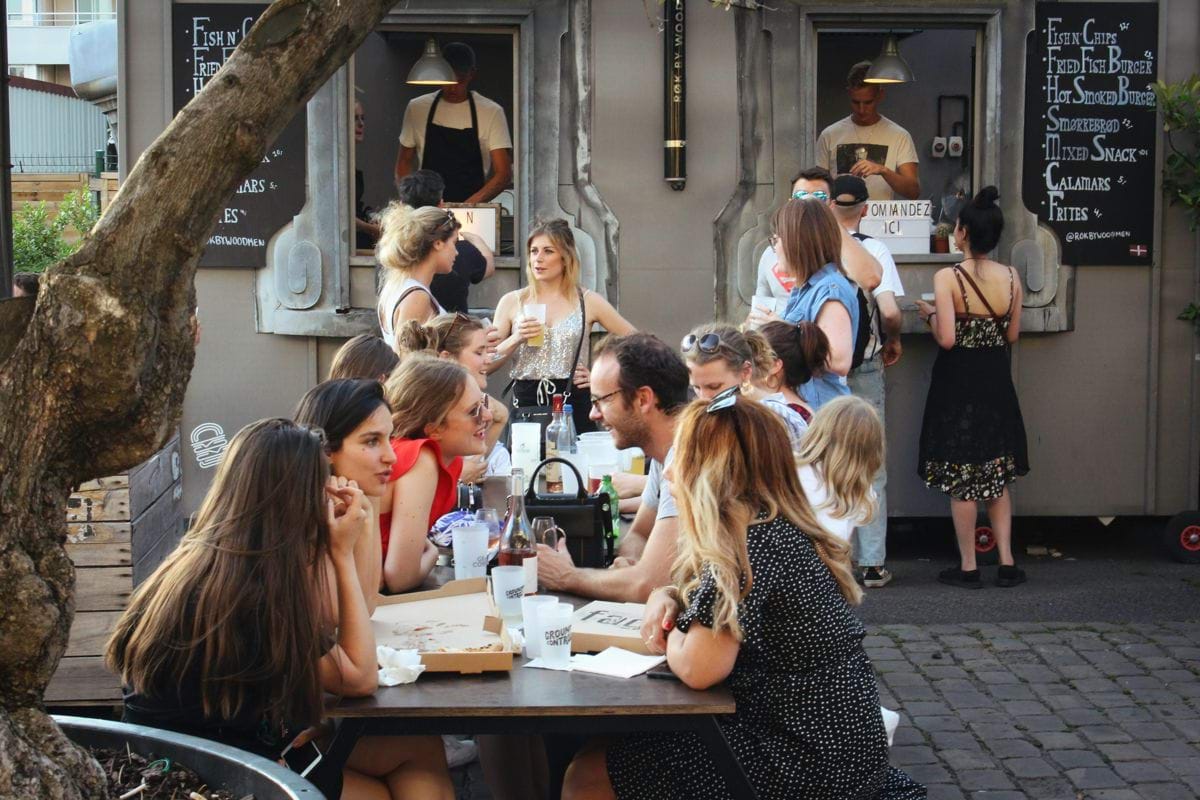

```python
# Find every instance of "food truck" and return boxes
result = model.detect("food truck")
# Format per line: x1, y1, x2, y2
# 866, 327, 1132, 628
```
114, 0, 1198, 561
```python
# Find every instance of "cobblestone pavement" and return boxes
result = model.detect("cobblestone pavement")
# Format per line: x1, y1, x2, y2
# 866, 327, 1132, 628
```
874, 620, 1200, 800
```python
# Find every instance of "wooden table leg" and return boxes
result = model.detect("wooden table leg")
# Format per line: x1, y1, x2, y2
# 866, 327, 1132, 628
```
692, 715, 758, 800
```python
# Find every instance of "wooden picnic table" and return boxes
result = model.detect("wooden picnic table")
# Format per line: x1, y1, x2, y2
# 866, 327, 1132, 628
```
320, 567, 758, 800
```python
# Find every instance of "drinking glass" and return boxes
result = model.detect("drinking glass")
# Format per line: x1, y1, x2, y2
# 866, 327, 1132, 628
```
491, 566, 525, 622
539, 603, 574, 669
588, 463, 617, 494
521, 595, 558, 659
475, 507, 502, 552
531, 516, 564, 548
451, 523, 490, 580
522, 304, 547, 347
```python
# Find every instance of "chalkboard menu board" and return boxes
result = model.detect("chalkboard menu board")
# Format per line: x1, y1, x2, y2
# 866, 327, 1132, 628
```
1022, 3, 1158, 266
172, 4, 306, 268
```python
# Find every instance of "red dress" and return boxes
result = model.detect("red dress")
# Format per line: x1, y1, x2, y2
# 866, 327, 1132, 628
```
378, 438, 463, 561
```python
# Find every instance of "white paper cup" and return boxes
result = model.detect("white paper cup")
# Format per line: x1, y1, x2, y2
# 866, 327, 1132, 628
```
452, 523, 490, 580
491, 566, 526, 622
540, 603, 574, 669
921, 292, 936, 302
521, 595, 558, 659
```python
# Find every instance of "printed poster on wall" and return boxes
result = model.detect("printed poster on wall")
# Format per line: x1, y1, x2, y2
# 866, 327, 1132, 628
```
171, 4, 306, 268
1021, 2, 1159, 266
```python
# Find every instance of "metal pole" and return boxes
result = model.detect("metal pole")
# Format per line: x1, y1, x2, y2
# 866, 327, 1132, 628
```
0, 9, 14, 298
663, 0, 685, 191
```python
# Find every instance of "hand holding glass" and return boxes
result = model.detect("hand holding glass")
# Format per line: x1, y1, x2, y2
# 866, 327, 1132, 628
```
531, 516, 564, 548
522, 304, 547, 347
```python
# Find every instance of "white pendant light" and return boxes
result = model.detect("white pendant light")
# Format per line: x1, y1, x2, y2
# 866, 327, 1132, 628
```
864, 35, 914, 84
406, 39, 457, 86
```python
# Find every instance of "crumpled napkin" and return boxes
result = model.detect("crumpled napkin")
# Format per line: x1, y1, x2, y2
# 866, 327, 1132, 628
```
377, 645, 425, 686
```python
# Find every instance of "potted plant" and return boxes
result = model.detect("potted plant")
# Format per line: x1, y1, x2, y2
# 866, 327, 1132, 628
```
931, 222, 953, 254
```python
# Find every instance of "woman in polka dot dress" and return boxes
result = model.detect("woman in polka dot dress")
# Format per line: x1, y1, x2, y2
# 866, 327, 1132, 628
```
561, 394, 925, 800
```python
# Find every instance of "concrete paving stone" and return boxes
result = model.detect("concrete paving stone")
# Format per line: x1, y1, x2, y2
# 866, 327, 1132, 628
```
892, 726, 926, 746
1016, 776, 1080, 799
1146, 704, 1199, 722
1044, 622, 1087, 630
892, 684, 939, 701
1119, 644, 1169, 659
1058, 707, 1108, 726
1142, 739, 1200, 759
1030, 730, 1088, 749
1065, 766, 1129, 789
939, 748, 998, 770
866, 646, 906, 661
983, 738, 1040, 759
1183, 774, 1200, 793
890, 745, 939, 765
1015, 634, 1059, 646
1002, 700, 1049, 716
933, 678, 978, 693
1105, 706, 1155, 724
1058, 664, 1104, 680
879, 691, 899, 708
924, 624, 970, 636
947, 647, 994, 662
902, 701, 953, 716
1104, 631, 1150, 645
1062, 633, 1108, 651
1015, 715, 1068, 733
1118, 675, 1168, 690
1047, 749, 1106, 769
923, 785, 966, 800
988, 685, 1037, 702
1096, 742, 1155, 761
1128, 688, 1183, 705
1094, 660, 1150, 678
1041, 692, 1092, 710
956, 769, 1015, 791
1165, 717, 1200, 741
1113, 761, 1176, 783
923, 665, 971, 680
1133, 782, 1199, 800
878, 624, 934, 640
1001, 650, 1045, 666
959, 658, 1006, 672
1034, 644, 1088, 666
1148, 669, 1193, 682
1002, 622, 1049, 634
1120, 722, 1177, 741
886, 671, 933, 687
929, 731, 983, 751
1079, 724, 1135, 744
968, 793, 1027, 800
901, 762, 954, 785
1072, 677, 1123, 693
1162, 756, 1200, 776
911, 651, 954, 666
873, 659, 915, 673
1144, 634, 1193, 647
942, 690, 992, 709
1086, 792, 1143, 800
1140, 658, 1185, 671
937, 634, 980, 648
1010, 664, 1061, 683
1087, 623, 1123, 632
863, 634, 894, 648
903, 640, 947, 653
1171, 682, 1200, 699
1002, 757, 1058, 779
990, 638, 1032, 652
1091, 691, 1139, 707
913, 715, 967, 733
974, 670, 1022, 685
969, 721, 1025, 740
1165, 645, 1200, 658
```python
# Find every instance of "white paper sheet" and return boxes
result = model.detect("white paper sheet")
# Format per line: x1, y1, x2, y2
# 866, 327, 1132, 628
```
569, 647, 666, 679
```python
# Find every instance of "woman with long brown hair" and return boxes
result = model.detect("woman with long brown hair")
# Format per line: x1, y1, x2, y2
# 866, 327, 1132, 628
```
561, 399, 923, 800
107, 419, 452, 799
491, 218, 635, 434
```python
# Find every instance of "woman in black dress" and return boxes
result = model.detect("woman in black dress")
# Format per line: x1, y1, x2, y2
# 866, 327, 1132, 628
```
561, 396, 924, 800
915, 187, 1029, 589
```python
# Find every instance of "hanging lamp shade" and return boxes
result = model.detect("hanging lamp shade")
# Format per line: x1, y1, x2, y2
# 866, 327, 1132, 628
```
406, 39, 457, 86
864, 36, 914, 84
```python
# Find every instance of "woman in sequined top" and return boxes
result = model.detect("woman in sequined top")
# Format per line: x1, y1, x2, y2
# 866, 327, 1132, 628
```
491, 218, 635, 434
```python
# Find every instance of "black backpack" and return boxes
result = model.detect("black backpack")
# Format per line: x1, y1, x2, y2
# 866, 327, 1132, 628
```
849, 232, 881, 370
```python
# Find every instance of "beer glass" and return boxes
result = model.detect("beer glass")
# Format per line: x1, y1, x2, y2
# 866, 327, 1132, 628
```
522, 304, 547, 347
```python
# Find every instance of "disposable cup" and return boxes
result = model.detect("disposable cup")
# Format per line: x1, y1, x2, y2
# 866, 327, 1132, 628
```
588, 463, 618, 494
521, 595, 558, 659
452, 523, 490, 580
491, 566, 525, 622
539, 603, 574, 669
522, 304, 547, 347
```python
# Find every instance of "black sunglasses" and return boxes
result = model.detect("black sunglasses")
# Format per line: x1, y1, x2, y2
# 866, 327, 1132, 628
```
438, 312, 473, 351
681, 333, 723, 354
706, 386, 739, 413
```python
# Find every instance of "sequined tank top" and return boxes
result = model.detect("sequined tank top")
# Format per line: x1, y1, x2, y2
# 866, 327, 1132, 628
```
511, 301, 584, 380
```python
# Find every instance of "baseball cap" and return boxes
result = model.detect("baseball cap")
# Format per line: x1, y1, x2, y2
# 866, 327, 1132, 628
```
831, 174, 869, 206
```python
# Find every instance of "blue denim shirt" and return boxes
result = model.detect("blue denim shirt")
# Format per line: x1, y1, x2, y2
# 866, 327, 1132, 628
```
782, 262, 860, 410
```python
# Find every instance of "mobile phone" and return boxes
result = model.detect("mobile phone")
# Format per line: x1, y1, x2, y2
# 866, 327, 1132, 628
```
645, 663, 680, 682
281, 739, 323, 778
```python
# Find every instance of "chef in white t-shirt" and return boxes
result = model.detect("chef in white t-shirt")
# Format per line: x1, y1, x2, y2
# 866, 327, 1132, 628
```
816, 61, 920, 201
394, 42, 513, 204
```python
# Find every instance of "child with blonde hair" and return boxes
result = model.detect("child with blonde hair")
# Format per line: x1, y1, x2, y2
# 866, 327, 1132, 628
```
796, 395, 884, 544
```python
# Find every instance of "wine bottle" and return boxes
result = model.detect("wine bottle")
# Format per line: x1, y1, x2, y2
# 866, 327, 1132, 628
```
544, 394, 565, 493
498, 468, 537, 593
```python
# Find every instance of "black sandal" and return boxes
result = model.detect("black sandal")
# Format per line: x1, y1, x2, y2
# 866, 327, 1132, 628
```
938, 566, 983, 589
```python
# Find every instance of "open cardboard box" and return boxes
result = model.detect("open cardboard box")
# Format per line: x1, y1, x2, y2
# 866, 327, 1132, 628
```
570, 601, 652, 656
373, 577, 517, 674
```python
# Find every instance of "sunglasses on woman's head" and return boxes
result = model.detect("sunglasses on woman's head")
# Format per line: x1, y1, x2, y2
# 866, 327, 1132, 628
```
681, 332, 722, 354
706, 386, 739, 413
439, 311, 473, 351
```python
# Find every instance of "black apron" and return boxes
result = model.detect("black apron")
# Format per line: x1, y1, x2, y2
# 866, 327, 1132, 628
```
423, 91, 485, 202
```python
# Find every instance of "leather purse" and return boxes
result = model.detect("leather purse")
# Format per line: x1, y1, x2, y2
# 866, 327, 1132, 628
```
523, 457, 614, 569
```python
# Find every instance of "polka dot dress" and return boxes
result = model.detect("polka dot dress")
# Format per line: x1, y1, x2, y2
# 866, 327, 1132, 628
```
606, 514, 926, 799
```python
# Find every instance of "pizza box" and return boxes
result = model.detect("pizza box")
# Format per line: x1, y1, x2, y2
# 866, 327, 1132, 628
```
373, 577, 517, 674
570, 600, 653, 656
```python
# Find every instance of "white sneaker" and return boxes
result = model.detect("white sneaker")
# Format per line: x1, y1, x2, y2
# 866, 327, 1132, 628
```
862, 566, 893, 588
442, 735, 478, 768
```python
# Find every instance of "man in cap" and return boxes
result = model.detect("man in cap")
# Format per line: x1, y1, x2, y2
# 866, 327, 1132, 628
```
817, 61, 920, 200
829, 173, 905, 588
395, 42, 513, 204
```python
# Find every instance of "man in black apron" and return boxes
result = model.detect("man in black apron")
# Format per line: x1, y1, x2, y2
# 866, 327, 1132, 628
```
394, 42, 513, 204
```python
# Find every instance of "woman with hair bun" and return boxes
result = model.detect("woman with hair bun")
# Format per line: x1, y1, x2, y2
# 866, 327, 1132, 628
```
491, 218, 635, 434
915, 186, 1029, 590
375, 202, 461, 342
758, 319, 831, 423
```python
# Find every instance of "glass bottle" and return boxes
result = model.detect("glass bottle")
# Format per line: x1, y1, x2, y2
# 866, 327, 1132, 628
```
498, 468, 537, 593
558, 403, 579, 492
544, 394, 565, 493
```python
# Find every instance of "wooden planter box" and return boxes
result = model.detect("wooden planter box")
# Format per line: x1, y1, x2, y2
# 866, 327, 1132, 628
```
46, 434, 185, 705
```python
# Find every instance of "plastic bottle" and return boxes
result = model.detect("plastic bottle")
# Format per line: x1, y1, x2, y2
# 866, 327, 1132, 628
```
599, 473, 620, 548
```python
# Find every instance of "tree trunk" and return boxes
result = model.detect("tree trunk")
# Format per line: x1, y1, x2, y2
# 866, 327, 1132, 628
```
0, 2, 394, 795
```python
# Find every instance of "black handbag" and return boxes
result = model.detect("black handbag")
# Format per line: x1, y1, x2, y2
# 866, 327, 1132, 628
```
523, 457, 613, 569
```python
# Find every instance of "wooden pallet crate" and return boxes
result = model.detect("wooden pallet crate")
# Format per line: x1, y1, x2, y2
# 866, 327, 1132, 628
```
46, 433, 185, 705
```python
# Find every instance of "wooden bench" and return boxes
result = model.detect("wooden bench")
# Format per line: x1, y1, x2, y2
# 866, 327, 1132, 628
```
46, 434, 185, 706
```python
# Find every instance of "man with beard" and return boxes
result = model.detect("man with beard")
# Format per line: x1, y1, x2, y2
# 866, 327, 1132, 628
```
536, 333, 688, 602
